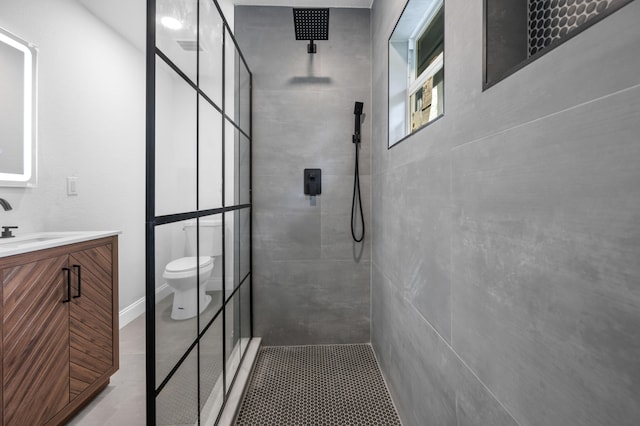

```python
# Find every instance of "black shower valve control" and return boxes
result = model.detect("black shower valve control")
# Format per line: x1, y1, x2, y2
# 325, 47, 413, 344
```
304, 168, 322, 196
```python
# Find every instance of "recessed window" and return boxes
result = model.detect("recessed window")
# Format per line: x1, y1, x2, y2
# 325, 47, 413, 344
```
389, 0, 444, 147
484, 0, 633, 88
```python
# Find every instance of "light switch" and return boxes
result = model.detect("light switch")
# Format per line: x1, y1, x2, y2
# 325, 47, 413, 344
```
67, 176, 78, 196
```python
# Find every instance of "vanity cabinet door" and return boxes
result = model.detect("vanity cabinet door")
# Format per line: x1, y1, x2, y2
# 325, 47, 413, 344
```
2, 254, 71, 425
68, 243, 115, 400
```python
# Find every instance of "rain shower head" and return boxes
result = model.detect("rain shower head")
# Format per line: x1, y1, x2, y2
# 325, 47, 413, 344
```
293, 8, 329, 54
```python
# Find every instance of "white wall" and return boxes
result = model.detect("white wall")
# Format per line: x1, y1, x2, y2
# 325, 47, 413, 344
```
0, 0, 242, 327
0, 0, 146, 320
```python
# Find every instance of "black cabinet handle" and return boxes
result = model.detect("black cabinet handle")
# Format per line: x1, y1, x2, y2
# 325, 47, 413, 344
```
62, 267, 71, 303
73, 264, 82, 298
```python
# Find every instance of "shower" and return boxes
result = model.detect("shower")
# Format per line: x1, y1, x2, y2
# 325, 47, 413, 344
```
292, 8, 329, 53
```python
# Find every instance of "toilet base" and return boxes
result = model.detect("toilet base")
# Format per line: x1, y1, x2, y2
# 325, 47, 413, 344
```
171, 288, 212, 320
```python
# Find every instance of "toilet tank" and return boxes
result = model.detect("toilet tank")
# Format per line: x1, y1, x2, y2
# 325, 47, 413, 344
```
184, 218, 223, 257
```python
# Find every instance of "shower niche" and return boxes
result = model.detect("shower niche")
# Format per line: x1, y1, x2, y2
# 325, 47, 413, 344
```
484, 0, 634, 88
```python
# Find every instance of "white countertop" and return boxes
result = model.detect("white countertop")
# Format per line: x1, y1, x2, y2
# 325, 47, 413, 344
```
0, 231, 121, 258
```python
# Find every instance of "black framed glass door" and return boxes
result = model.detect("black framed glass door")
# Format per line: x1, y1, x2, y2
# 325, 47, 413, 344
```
145, 0, 252, 424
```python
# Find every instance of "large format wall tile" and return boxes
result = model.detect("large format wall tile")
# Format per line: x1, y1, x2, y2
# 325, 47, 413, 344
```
237, 7, 371, 92
253, 210, 321, 262
372, 264, 518, 426
252, 172, 320, 215
451, 86, 640, 426
254, 259, 370, 345
445, 0, 640, 149
252, 88, 372, 177
236, 6, 371, 345
321, 173, 371, 261
372, 264, 457, 425
371, 0, 640, 424
372, 150, 452, 341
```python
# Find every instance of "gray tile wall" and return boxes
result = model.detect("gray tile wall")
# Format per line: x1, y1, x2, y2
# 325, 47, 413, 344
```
235, 6, 371, 346
371, 0, 640, 425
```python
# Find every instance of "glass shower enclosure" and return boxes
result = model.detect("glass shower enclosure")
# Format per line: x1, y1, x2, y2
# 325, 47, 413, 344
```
145, 0, 252, 424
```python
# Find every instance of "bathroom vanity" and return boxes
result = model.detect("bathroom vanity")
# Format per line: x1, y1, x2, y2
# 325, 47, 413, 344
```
0, 232, 119, 425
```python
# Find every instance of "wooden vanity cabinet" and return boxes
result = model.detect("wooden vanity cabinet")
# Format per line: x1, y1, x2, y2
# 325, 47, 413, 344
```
2, 254, 70, 425
0, 236, 118, 426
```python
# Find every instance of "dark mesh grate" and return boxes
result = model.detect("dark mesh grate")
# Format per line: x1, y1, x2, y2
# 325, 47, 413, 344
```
293, 8, 330, 41
235, 344, 402, 425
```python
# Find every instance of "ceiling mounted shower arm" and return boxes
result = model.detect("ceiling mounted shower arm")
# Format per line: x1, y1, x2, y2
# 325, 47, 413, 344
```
293, 8, 329, 54
307, 40, 317, 54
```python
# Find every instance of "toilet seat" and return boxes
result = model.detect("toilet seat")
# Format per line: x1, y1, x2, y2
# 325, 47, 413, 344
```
163, 256, 213, 279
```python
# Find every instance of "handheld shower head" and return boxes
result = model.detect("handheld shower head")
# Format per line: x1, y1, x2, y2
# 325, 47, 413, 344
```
351, 103, 365, 243
353, 101, 364, 144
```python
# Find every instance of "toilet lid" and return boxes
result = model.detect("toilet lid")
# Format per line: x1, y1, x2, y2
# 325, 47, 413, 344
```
165, 256, 212, 273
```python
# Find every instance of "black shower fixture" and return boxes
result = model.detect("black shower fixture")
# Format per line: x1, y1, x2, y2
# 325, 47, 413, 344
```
293, 8, 329, 54
351, 101, 365, 243
353, 101, 363, 144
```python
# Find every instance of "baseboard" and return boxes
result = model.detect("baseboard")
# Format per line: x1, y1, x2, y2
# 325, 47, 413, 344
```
118, 284, 172, 329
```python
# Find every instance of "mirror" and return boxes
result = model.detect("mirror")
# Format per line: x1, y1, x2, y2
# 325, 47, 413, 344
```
389, 0, 444, 147
0, 26, 37, 186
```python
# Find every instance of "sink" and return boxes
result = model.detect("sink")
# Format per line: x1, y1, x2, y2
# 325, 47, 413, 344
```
0, 231, 120, 257
0, 234, 75, 248
0, 232, 86, 248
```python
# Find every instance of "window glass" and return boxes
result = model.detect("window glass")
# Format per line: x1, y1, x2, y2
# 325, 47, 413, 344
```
416, 7, 444, 77
388, 0, 444, 147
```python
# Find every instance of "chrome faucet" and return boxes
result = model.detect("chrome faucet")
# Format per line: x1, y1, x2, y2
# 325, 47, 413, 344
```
0, 198, 12, 211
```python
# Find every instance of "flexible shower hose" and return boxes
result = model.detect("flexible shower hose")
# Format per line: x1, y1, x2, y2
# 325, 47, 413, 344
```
351, 139, 365, 242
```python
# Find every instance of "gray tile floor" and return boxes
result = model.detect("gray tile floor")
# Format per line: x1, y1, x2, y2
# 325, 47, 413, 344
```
68, 292, 222, 426
68, 306, 401, 425
68, 311, 146, 425
68, 292, 226, 425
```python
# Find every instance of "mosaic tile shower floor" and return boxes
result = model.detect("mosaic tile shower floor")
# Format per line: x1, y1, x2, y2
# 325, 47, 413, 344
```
235, 344, 401, 425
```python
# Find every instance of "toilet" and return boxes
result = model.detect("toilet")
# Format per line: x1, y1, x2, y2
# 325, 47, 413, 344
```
163, 218, 223, 320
